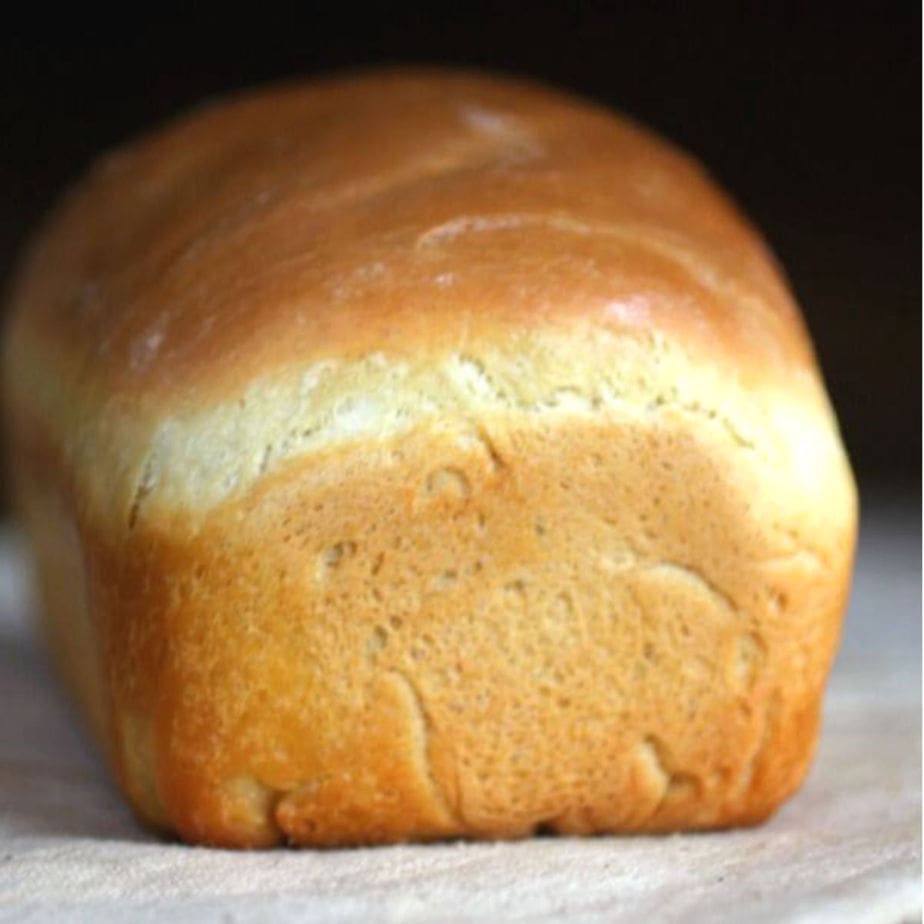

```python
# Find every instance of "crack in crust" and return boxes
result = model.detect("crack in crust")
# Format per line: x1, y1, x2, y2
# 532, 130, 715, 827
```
645, 560, 738, 614
636, 734, 700, 824
666, 400, 756, 450
127, 453, 158, 530
226, 775, 286, 846
738, 691, 782, 796
599, 548, 738, 616
415, 212, 781, 333
472, 424, 506, 473
388, 669, 461, 828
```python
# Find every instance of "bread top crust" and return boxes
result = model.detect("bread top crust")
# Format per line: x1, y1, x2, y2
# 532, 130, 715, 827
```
4, 68, 851, 526
8, 68, 813, 394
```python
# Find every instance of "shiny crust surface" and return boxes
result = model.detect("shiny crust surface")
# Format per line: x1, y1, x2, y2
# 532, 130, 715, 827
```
8, 69, 811, 402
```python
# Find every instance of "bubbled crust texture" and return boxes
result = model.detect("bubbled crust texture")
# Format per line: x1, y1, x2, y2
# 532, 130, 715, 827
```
3, 69, 856, 847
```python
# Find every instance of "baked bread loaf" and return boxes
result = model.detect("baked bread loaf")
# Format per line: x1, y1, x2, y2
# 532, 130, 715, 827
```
3, 69, 857, 847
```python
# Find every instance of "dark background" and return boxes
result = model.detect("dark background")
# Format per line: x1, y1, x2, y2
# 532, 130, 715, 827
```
1, 3, 920, 491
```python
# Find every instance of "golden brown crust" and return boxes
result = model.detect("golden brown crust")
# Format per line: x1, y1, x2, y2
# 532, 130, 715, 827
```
3, 68, 857, 847
7, 68, 811, 406
87, 417, 850, 847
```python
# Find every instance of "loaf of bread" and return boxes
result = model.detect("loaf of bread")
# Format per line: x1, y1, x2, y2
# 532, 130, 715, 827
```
3, 69, 856, 847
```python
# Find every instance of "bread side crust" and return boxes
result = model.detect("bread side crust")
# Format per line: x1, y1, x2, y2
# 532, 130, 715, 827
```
92, 411, 852, 846
17, 346, 855, 845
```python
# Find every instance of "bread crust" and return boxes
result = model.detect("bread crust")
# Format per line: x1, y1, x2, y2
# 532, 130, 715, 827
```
3, 68, 856, 847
